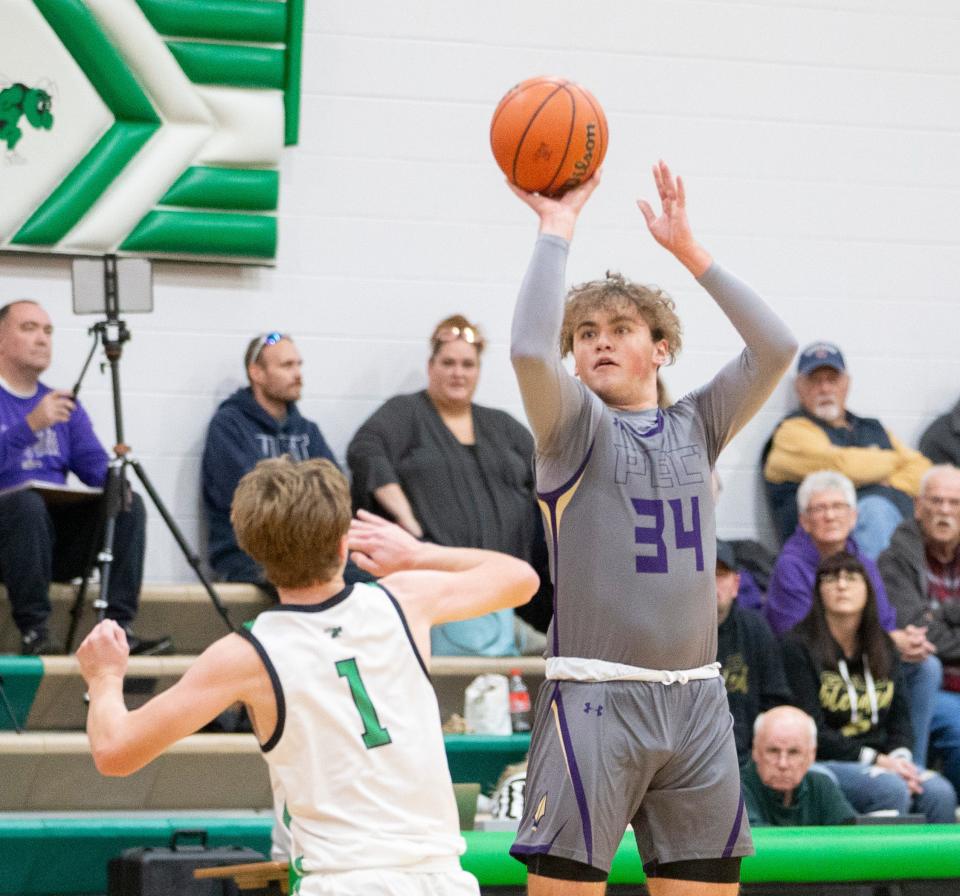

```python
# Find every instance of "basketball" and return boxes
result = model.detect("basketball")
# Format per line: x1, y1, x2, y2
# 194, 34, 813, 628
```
490, 76, 608, 197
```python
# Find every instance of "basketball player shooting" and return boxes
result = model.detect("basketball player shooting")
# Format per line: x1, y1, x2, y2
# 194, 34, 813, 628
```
506, 161, 797, 896
77, 457, 538, 896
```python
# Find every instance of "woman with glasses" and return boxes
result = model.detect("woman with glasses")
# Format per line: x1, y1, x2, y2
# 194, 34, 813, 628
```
782, 551, 957, 822
347, 315, 547, 656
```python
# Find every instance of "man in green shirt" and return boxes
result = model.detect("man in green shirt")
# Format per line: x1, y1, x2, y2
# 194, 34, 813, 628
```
742, 705, 855, 826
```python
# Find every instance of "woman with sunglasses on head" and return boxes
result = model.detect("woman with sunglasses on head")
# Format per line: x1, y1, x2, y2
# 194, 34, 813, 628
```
782, 551, 957, 822
347, 315, 548, 656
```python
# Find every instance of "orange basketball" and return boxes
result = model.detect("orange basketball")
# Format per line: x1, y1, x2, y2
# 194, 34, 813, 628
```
490, 76, 608, 197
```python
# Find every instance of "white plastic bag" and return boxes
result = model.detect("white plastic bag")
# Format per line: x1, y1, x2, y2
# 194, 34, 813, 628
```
464, 673, 511, 735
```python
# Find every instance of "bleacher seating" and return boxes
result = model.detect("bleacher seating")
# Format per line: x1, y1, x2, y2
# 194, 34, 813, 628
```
0, 732, 270, 811
0, 582, 545, 816
0, 582, 272, 655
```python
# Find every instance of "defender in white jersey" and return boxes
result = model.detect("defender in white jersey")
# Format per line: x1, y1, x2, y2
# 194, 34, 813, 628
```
78, 457, 538, 895
507, 164, 797, 896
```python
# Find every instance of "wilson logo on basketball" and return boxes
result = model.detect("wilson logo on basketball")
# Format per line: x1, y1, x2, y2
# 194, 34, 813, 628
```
559, 122, 597, 193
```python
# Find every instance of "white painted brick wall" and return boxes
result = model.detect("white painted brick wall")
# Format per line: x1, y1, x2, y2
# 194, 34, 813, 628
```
2, 0, 959, 579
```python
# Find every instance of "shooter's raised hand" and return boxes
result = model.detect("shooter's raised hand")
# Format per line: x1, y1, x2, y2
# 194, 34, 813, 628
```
637, 160, 712, 278
507, 170, 602, 242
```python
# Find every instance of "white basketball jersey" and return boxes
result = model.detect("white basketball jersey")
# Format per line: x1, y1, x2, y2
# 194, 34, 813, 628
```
244, 583, 465, 875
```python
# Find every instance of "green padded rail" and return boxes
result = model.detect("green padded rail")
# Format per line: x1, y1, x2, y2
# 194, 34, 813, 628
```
0, 657, 42, 731
461, 827, 960, 886
5, 819, 960, 895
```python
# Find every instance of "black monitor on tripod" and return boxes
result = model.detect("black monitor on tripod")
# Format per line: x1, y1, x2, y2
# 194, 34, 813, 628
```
64, 255, 234, 653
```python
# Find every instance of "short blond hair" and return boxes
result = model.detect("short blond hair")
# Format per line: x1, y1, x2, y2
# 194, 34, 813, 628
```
559, 273, 682, 361
231, 457, 351, 589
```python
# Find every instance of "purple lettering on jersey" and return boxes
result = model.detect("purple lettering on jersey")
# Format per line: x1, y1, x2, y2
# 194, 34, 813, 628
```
669, 496, 704, 571
632, 497, 705, 574
632, 498, 668, 573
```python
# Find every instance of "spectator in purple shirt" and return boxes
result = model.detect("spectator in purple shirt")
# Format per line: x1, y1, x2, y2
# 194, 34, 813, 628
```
766, 470, 941, 766
0, 300, 168, 655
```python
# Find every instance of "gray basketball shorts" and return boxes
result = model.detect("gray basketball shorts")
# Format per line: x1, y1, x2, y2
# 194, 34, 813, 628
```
510, 676, 753, 874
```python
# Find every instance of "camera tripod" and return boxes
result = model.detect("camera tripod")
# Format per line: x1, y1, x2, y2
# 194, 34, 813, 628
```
63, 257, 235, 652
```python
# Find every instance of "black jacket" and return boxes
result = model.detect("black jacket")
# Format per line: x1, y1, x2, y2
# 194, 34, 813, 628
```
717, 604, 793, 765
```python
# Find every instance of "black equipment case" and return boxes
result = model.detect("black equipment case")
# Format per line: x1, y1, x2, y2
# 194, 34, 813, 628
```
107, 829, 266, 895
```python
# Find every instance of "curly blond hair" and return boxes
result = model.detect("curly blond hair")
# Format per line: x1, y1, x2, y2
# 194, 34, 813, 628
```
559, 272, 682, 363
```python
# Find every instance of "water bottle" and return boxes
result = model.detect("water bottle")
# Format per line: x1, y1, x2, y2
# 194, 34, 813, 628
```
508, 668, 532, 733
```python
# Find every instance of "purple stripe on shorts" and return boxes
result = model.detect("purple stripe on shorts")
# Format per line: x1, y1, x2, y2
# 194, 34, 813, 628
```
722, 794, 745, 858
553, 684, 594, 866
509, 821, 568, 859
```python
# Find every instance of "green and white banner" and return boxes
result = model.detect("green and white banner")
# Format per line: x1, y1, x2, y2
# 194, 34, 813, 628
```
0, 0, 303, 264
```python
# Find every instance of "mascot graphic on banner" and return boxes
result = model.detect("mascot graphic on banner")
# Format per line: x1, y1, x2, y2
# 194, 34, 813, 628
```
0, 80, 54, 158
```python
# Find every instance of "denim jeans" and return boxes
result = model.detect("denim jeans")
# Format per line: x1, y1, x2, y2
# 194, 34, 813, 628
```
931, 689, 960, 799
901, 654, 943, 768
815, 759, 957, 823
854, 494, 904, 560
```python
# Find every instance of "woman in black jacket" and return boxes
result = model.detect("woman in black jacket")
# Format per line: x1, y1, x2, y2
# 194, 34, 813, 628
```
783, 551, 956, 822
347, 315, 550, 655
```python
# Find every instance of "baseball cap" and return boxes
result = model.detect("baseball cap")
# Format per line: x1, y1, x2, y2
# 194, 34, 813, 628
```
716, 540, 737, 572
797, 341, 846, 376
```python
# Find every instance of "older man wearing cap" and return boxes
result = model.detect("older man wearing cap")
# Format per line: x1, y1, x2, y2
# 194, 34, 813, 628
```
762, 341, 930, 557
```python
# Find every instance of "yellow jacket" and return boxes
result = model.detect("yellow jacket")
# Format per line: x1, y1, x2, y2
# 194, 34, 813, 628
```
764, 414, 929, 496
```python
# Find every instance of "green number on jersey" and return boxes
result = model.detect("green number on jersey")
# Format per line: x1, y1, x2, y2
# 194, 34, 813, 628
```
335, 658, 392, 749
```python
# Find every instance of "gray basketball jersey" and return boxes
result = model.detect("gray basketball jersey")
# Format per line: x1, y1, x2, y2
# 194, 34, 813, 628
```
511, 235, 797, 672
538, 391, 720, 669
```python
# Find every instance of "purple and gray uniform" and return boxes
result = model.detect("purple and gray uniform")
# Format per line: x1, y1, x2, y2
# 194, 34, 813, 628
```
509, 234, 796, 874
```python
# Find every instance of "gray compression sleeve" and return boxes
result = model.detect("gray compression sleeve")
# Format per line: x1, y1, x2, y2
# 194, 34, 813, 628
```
510, 234, 589, 451
693, 264, 798, 460
698, 264, 797, 378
